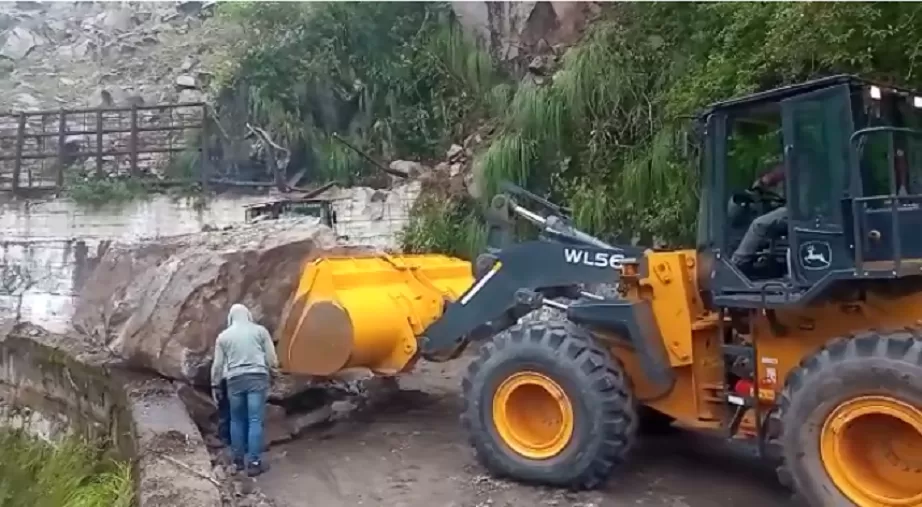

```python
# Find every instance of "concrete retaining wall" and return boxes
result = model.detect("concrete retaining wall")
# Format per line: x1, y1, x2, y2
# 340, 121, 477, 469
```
0, 328, 222, 507
0, 182, 419, 334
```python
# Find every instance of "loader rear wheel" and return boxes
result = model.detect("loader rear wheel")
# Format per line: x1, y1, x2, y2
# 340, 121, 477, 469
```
461, 322, 637, 489
770, 332, 922, 506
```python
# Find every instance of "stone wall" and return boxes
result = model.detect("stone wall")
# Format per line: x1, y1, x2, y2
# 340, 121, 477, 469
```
0, 328, 223, 507
0, 182, 419, 334
0, 331, 133, 449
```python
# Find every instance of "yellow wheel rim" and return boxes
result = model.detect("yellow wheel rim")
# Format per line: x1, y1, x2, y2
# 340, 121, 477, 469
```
492, 371, 574, 460
821, 396, 922, 506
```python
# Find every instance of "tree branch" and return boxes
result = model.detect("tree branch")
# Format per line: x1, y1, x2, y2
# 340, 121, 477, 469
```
246, 122, 292, 192
330, 132, 409, 178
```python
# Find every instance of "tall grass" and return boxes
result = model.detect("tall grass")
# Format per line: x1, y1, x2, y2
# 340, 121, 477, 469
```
399, 196, 486, 260
0, 429, 134, 507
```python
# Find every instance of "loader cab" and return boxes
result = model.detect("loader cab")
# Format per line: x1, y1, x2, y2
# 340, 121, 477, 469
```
697, 75, 922, 308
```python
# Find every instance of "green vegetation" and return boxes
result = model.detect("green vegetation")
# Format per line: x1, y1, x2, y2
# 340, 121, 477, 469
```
399, 194, 487, 260
214, 2, 505, 185
478, 2, 922, 247
0, 429, 133, 507
65, 174, 150, 207
216, 2, 922, 256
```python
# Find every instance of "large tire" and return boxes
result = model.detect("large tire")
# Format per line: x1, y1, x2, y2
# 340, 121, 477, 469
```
461, 321, 637, 490
769, 331, 922, 506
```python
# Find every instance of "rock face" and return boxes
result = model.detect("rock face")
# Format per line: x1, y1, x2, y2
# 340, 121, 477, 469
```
70, 217, 359, 384
451, 1, 600, 74
0, 1, 239, 111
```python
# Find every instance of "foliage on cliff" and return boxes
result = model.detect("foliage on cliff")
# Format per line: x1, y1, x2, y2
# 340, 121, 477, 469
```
477, 2, 922, 247
215, 2, 922, 255
0, 429, 133, 507
213, 2, 506, 185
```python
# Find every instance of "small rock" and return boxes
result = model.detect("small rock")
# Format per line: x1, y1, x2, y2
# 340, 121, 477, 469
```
446, 143, 463, 161
14, 93, 41, 110
329, 367, 374, 384
263, 403, 293, 446
288, 404, 333, 435
1, 27, 43, 60
450, 163, 463, 177
528, 54, 554, 75
175, 74, 197, 88
101, 9, 135, 32
388, 160, 425, 178
92, 88, 116, 107
463, 133, 482, 148
203, 433, 223, 450
232, 480, 248, 497
179, 88, 204, 103
177, 1, 204, 15
267, 373, 321, 402
123, 94, 145, 107
0, 13, 14, 31
331, 399, 358, 417
180, 57, 195, 72
14, 1, 43, 10
196, 70, 214, 87
0, 59, 15, 76
176, 384, 218, 432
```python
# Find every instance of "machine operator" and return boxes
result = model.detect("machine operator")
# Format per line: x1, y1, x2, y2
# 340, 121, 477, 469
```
730, 163, 787, 270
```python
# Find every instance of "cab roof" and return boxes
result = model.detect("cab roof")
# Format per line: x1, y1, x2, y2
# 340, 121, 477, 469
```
697, 74, 921, 119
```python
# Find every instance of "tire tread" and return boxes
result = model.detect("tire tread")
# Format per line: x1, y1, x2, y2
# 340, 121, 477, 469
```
768, 328, 922, 502
460, 321, 637, 490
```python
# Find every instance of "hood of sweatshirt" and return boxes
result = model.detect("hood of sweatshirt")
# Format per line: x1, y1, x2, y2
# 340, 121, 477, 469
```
227, 303, 253, 327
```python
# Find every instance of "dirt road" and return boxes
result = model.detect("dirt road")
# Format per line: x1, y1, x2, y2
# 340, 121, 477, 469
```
256, 358, 801, 507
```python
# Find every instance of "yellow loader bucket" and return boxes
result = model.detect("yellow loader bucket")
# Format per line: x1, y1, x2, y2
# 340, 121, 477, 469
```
277, 254, 474, 377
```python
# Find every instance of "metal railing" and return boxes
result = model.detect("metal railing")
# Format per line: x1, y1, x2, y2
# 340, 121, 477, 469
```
849, 126, 922, 275
0, 102, 209, 193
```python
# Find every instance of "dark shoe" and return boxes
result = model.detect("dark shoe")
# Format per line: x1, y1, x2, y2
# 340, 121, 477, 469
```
247, 460, 269, 477
233, 457, 245, 473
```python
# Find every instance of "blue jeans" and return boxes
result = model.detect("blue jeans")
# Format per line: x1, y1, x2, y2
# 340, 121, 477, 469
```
227, 374, 269, 464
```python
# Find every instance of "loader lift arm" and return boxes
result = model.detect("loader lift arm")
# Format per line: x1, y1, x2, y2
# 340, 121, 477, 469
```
417, 185, 675, 390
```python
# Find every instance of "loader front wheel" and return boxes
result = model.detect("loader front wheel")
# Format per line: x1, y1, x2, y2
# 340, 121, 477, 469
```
461, 322, 637, 490
771, 332, 922, 506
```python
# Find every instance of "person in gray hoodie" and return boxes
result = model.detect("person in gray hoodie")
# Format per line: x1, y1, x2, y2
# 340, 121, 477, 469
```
211, 303, 279, 476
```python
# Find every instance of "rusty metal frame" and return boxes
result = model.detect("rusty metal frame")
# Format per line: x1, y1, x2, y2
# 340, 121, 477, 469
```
0, 102, 210, 193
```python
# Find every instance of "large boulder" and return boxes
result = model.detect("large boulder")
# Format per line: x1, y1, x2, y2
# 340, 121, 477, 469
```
71, 217, 365, 385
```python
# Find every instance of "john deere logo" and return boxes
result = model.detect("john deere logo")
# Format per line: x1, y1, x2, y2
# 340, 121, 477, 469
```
800, 241, 832, 271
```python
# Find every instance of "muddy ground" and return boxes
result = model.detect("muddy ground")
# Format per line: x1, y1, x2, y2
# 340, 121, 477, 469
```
254, 356, 803, 507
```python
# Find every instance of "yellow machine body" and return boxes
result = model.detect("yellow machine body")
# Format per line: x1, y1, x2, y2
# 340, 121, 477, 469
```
277, 247, 922, 436
277, 254, 474, 377
274, 247, 922, 504
611, 250, 922, 439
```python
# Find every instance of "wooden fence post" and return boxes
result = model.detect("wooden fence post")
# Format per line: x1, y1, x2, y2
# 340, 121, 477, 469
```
56, 110, 66, 189
95, 109, 104, 177
200, 104, 210, 190
12, 113, 25, 192
129, 105, 139, 177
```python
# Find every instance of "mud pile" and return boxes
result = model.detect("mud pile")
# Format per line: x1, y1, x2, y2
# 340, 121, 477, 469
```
71, 217, 368, 385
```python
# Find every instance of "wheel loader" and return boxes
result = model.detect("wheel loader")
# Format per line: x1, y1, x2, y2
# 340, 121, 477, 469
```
276, 75, 922, 507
